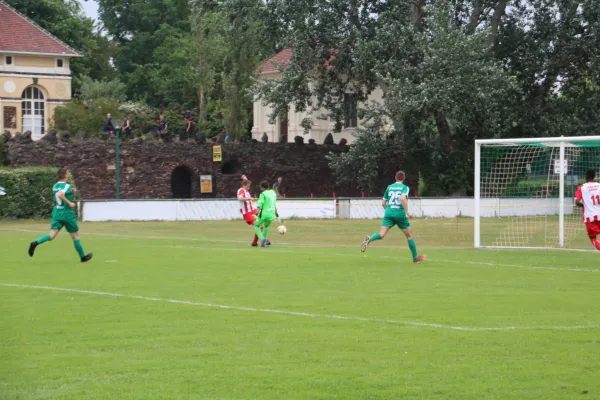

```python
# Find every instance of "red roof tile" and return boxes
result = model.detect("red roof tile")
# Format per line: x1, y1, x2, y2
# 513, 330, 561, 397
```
258, 48, 293, 74
0, 1, 80, 57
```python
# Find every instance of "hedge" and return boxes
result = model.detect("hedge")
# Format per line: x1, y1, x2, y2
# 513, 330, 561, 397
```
0, 167, 61, 219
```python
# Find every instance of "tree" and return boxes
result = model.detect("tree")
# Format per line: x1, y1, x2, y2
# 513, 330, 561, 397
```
7, 0, 116, 92
98, 0, 192, 103
256, 0, 519, 195
191, 0, 274, 140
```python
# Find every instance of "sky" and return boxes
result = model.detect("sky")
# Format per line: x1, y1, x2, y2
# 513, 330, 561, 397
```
77, 0, 99, 22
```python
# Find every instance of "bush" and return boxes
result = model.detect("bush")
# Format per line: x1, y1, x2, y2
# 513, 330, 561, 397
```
323, 133, 334, 145
53, 100, 121, 138
130, 113, 154, 136
162, 110, 186, 133
294, 136, 304, 145
262, 133, 269, 143
79, 76, 127, 103
0, 167, 63, 219
339, 138, 348, 146
308, 138, 316, 144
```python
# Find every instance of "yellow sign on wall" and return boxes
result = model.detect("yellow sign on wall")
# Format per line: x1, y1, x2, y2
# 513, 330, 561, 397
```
213, 145, 222, 162
200, 175, 213, 193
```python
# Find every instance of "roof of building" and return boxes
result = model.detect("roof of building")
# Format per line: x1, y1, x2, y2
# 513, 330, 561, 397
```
0, 0, 80, 57
257, 48, 293, 74
257, 48, 339, 75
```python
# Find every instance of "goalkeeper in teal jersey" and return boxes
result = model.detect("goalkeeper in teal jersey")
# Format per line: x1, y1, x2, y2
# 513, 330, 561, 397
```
28, 168, 93, 262
254, 181, 281, 248
361, 171, 426, 263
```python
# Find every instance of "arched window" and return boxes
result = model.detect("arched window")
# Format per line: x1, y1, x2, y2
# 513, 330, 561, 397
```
22, 86, 45, 136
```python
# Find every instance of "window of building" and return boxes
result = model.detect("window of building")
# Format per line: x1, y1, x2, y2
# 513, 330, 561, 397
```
5, 56, 13, 65
56, 58, 64, 68
22, 86, 45, 136
344, 93, 358, 128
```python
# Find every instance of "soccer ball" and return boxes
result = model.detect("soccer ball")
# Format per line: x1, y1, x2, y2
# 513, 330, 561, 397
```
277, 225, 287, 235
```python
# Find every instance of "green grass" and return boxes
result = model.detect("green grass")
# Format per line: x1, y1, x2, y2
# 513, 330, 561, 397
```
1, 218, 599, 399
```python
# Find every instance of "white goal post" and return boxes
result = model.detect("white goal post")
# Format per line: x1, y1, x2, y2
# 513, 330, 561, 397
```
474, 136, 600, 249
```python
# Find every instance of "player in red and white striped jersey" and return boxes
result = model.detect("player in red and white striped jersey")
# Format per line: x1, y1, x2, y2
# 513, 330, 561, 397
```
574, 169, 600, 251
238, 176, 269, 247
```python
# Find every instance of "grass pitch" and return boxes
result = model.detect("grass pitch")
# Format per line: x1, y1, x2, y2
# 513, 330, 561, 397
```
1, 218, 599, 399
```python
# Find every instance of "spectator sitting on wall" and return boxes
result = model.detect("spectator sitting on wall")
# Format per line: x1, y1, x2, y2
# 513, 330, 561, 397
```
225, 134, 231, 143
159, 115, 169, 131
185, 116, 196, 136
103, 113, 115, 136
273, 176, 284, 198
122, 115, 131, 138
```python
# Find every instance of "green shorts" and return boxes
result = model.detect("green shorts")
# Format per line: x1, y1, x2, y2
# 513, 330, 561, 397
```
382, 215, 410, 230
255, 214, 275, 227
50, 216, 79, 233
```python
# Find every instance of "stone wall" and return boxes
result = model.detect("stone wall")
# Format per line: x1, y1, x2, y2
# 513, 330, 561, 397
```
3, 134, 413, 199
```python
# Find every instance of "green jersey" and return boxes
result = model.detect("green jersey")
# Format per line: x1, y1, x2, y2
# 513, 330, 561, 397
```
52, 181, 75, 218
383, 182, 409, 218
257, 189, 278, 218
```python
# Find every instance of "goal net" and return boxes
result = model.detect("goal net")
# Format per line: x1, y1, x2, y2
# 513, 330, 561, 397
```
474, 136, 600, 249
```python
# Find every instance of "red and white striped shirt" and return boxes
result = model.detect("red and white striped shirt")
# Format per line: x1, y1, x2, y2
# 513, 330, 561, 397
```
575, 182, 600, 222
237, 188, 255, 214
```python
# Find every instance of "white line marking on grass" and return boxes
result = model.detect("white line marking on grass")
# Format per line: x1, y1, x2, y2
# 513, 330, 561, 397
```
155, 245, 600, 274
2, 283, 598, 332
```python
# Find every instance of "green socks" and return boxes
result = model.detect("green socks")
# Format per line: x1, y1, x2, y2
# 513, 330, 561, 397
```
253, 225, 264, 240
408, 238, 418, 260
73, 239, 85, 258
369, 233, 382, 242
35, 234, 51, 245
263, 226, 270, 239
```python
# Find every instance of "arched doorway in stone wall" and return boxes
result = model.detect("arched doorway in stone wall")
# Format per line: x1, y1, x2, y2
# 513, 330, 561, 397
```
171, 165, 194, 198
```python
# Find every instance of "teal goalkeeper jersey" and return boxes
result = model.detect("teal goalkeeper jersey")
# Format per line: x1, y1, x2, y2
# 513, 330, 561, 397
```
383, 182, 409, 218
257, 189, 277, 218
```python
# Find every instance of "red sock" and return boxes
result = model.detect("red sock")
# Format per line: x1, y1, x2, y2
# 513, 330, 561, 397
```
253, 234, 259, 244
591, 238, 600, 251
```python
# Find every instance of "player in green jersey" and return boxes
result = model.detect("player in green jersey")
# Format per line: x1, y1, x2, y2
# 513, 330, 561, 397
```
361, 171, 426, 263
254, 181, 281, 248
28, 168, 93, 262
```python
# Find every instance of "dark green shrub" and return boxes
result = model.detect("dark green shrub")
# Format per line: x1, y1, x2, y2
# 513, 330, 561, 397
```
0, 167, 64, 219
53, 100, 121, 138
323, 133, 334, 145
294, 136, 304, 145
162, 110, 186, 133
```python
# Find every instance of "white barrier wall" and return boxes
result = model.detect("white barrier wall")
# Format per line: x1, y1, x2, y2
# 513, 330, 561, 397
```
347, 198, 576, 219
81, 198, 577, 222
82, 199, 336, 222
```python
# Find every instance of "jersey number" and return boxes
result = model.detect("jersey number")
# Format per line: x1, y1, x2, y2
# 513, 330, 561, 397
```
592, 195, 600, 205
389, 191, 403, 206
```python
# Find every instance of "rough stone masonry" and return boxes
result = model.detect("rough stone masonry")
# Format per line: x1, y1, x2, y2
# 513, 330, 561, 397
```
3, 134, 410, 199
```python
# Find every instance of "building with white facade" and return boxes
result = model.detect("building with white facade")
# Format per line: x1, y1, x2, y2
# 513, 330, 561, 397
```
252, 49, 385, 145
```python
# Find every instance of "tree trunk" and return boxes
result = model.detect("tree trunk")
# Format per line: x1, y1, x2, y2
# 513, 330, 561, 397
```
434, 109, 455, 153
198, 87, 206, 120
489, 0, 509, 48
411, 0, 426, 30
467, 0, 483, 34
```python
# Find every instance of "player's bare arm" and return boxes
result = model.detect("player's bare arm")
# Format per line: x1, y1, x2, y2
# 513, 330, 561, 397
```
381, 199, 387, 209
401, 195, 413, 218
